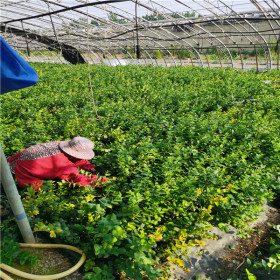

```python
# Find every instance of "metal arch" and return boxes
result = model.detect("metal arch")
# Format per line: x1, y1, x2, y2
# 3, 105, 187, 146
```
248, 0, 275, 69
45, 1, 62, 57
1, 0, 279, 69
54, 32, 128, 65
135, 1, 205, 66
1, 1, 139, 65
101, 27, 177, 67
214, 1, 266, 62
71, 38, 117, 65
44, 0, 167, 64
39, 1, 128, 32
133, 0, 209, 66
213, 11, 261, 51
204, 22, 234, 68
219, 0, 272, 70
74, 39, 119, 66
136, 2, 205, 66
2, 0, 130, 24
83, 44, 106, 65
1, 1, 66, 29
191, 0, 235, 68
0, 1, 230, 67
83, 35, 151, 67
90, 46, 115, 65
106, 29, 160, 66
141, 28, 199, 67
1, 22, 85, 64
96, 3, 187, 67
173, 0, 235, 68
100, 0, 204, 66
1, 19, 61, 64
251, 0, 280, 40
105, 43, 128, 66
39, 0, 160, 65
271, 0, 280, 9
252, 1, 280, 68
199, 0, 268, 69
1, 6, 56, 29
1, 0, 134, 40
97, 0, 197, 66
180, 1, 256, 47
110, 41, 143, 65
263, 0, 280, 33
174, 0, 277, 70
60, 33, 104, 65
52, 25, 142, 66
4, 33, 67, 64
132, 42, 157, 66
240, 24, 271, 71
1, 1, 40, 17
199, 0, 244, 68
44, 0, 131, 28
1, 4, 73, 52
172, 1, 231, 61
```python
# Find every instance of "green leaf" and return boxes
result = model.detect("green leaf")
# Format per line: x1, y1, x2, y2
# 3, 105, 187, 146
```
246, 269, 257, 280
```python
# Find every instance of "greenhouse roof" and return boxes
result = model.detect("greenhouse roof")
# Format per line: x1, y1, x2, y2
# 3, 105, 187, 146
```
1, 0, 279, 70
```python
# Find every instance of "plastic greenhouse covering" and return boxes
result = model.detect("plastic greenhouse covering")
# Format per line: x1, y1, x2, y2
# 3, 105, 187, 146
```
1, 0, 279, 70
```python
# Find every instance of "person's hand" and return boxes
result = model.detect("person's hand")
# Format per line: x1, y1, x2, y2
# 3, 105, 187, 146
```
90, 174, 98, 185
83, 164, 96, 172
90, 175, 108, 186
89, 164, 96, 171
100, 177, 108, 183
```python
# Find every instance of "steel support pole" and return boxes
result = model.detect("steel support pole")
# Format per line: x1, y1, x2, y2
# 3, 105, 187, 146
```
0, 144, 35, 243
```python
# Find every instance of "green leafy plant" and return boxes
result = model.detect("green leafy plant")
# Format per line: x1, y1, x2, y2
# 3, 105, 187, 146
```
1, 63, 280, 279
153, 50, 162, 59
246, 269, 257, 280
1, 234, 39, 266
245, 224, 280, 275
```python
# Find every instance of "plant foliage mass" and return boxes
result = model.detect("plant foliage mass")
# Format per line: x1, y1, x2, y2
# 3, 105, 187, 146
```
1, 64, 280, 279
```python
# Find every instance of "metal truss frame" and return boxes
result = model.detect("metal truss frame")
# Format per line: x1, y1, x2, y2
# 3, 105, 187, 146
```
1, 0, 279, 70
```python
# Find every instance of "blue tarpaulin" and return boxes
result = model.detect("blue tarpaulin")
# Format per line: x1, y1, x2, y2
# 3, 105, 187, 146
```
1, 37, 39, 94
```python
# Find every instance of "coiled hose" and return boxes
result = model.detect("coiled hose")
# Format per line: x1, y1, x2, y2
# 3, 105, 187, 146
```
0, 243, 86, 280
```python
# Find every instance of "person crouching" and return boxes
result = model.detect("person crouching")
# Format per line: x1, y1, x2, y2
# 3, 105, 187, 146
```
7, 136, 107, 190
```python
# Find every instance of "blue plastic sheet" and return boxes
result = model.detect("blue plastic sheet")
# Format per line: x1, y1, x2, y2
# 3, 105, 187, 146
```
1, 37, 39, 94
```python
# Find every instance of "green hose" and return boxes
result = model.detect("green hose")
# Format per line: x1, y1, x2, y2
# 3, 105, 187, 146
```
0, 243, 86, 280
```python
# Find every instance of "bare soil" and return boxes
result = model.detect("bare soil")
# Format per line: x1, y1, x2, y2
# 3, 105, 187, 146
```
217, 204, 280, 280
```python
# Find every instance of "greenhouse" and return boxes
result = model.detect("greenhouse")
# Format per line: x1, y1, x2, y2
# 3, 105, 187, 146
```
1, 1, 280, 279
1, 0, 280, 70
